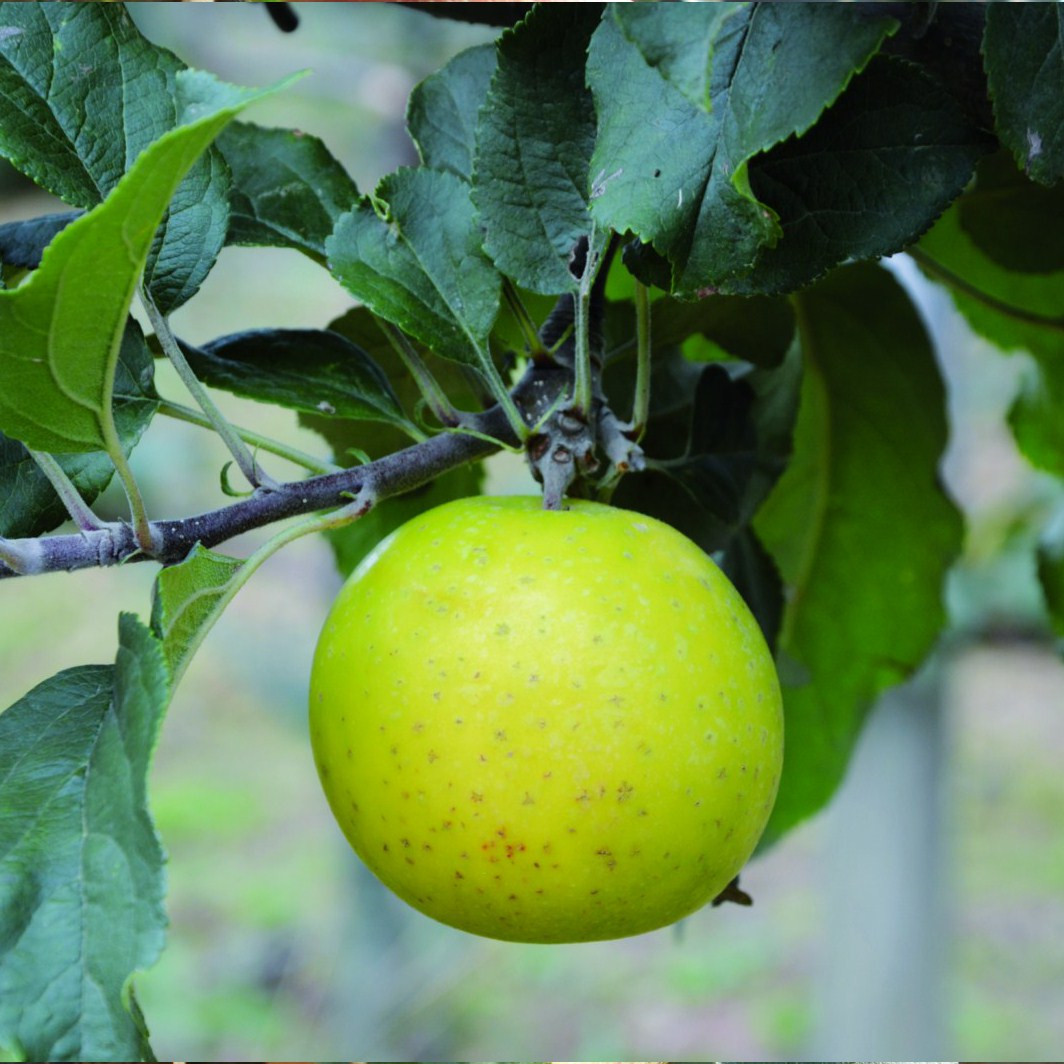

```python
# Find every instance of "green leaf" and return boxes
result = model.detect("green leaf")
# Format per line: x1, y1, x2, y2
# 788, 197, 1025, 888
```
0, 3, 232, 312
0, 68, 291, 456
473, 5, 604, 295
326, 167, 501, 371
739, 56, 989, 295
984, 2, 1064, 187
0, 211, 80, 270
408, 43, 496, 182
916, 190, 1064, 477
0, 614, 171, 1062
180, 327, 413, 431
0, 321, 158, 538
150, 544, 244, 684
587, 3, 898, 295
143, 143, 231, 315
219, 121, 360, 259
755, 263, 962, 844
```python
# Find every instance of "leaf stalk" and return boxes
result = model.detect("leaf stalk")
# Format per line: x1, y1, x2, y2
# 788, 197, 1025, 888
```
141, 290, 279, 491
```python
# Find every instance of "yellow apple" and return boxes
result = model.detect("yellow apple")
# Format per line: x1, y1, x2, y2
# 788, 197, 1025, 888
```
309, 495, 783, 942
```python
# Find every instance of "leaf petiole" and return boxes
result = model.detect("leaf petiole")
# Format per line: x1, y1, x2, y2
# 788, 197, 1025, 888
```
141, 290, 280, 491
156, 398, 341, 475
29, 450, 106, 531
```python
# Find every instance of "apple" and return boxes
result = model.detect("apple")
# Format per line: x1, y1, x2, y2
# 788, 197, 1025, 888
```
309, 495, 783, 942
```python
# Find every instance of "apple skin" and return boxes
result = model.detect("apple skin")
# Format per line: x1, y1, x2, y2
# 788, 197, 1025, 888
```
309, 495, 783, 942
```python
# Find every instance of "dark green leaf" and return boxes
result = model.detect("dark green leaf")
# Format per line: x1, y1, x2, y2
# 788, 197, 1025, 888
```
326, 167, 501, 372
0, 614, 171, 1062
0, 69, 288, 455
0, 211, 80, 270
0, 321, 158, 538
648, 293, 796, 368
408, 44, 496, 182
473, 4, 604, 294
219, 121, 360, 259
984, 3, 1064, 187
151, 544, 244, 684
587, 3, 898, 295
958, 152, 1064, 275
303, 306, 482, 463
755, 263, 962, 844
739, 55, 989, 295
181, 327, 413, 431
0, 3, 232, 312
719, 525, 784, 654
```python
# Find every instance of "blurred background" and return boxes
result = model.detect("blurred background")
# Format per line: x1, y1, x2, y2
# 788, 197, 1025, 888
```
1, 4, 1062, 1060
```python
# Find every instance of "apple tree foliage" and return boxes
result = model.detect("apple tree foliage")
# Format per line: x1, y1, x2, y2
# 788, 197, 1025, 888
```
1, 1, 1062, 1058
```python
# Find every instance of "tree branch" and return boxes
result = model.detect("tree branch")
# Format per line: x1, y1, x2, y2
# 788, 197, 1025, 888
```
0, 366, 558, 580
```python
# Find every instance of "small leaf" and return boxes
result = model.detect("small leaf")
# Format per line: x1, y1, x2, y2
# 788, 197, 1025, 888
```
473, 5, 604, 295
326, 167, 501, 371
151, 544, 244, 683
755, 263, 962, 844
408, 44, 496, 182
0, 320, 158, 538
0, 211, 80, 270
180, 327, 412, 431
0, 614, 171, 1062
587, 3, 898, 294
739, 55, 989, 295
984, 2, 1064, 186
0, 68, 292, 455
220, 121, 360, 259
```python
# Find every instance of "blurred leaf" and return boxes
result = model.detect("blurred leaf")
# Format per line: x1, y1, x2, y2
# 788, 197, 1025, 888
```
0, 321, 158, 538
740, 56, 989, 295
917, 193, 1064, 477
587, 3, 897, 295
756, 263, 962, 845
0, 614, 170, 1062
0, 69, 287, 455
0, 3, 233, 312
1038, 521, 1064, 640
151, 544, 244, 683
0, 211, 80, 270
984, 2, 1064, 187
958, 152, 1064, 274
408, 44, 496, 181
327, 167, 501, 374
220, 121, 360, 259
181, 327, 413, 432
473, 4, 604, 294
